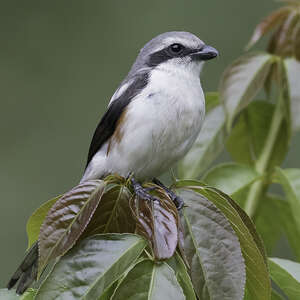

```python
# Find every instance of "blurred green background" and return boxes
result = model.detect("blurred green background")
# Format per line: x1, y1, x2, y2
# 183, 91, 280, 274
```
1, 0, 299, 285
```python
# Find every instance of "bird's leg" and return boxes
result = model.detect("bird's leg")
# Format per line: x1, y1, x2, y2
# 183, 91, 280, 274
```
130, 176, 159, 203
153, 178, 184, 210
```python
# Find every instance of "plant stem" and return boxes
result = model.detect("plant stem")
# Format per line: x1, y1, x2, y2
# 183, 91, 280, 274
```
244, 96, 284, 218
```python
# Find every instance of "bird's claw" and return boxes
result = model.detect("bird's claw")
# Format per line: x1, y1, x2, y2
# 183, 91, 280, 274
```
153, 178, 184, 210
134, 187, 160, 203
171, 194, 184, 210
130, 176, 160, 203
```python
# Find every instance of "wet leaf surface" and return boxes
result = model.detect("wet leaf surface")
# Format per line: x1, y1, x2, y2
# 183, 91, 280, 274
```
36, 234, 146, 300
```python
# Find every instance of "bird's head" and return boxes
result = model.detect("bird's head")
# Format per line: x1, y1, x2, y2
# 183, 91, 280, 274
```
130, 31, 218, 77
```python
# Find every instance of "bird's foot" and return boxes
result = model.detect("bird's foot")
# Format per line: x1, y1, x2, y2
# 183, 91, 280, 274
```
153, 178, 184, 210
130, 176, 160, 203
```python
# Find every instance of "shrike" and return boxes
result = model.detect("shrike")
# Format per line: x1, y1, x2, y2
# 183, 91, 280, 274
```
8, 31, 218, 294
81, 31, 218, 207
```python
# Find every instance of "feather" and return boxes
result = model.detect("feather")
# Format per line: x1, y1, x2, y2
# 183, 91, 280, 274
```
85, 72, 149, 168
7, 242, 38, 294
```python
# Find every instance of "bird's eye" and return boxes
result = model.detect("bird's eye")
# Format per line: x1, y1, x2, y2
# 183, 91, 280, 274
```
169, 43, 184, 55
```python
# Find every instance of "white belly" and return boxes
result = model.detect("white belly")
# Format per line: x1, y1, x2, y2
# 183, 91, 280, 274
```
104, 67, 205, 180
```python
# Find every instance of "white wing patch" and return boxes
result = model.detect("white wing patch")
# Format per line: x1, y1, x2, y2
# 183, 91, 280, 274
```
108, 79, 134, 106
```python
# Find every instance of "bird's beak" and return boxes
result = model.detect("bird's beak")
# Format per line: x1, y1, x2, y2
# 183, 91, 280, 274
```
191, 45, 219, 61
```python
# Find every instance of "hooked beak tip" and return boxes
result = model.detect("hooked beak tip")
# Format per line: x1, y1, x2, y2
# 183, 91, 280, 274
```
192, 45, 219, 61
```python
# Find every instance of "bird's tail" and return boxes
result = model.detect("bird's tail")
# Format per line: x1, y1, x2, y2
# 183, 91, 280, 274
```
7, 242, 38, 295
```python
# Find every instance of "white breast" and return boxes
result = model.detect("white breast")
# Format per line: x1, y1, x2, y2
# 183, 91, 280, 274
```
105, 63, 205, 180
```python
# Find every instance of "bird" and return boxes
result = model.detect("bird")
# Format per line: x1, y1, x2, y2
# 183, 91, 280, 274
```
81, 31, 218, 206
8, 31, 218, 294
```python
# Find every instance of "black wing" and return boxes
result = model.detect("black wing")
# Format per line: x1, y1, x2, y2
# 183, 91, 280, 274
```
85, 72, 149, 168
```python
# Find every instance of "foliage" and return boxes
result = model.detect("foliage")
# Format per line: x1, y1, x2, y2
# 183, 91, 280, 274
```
4, 1, 300, 299
8, 177, 265, 299
178, 0, 300, 298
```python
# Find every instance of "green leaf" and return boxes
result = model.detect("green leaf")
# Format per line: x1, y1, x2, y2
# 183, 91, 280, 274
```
21, 289, 37, 300
229, 185, 250, 208
226, 101, 289, 170
254, 195, 283, 255
98, 256, 140, 300
211, 188, 268, 265
202, 163, 260, 196
220, 53, 276, 130
179, 189, 246, 300
172, 179, 208, 189
81, 184, 135, 238
255, 194, 300, 259
271, 289, 284, 300
276, 200, 300, 261
112, 259, 185, 300
98, 278, 120, 300
36, 234, 146, 300
175, 182, 270, 300
205, 91, 221, 112
167, 252, 197, 300
179, 93, 226, 178
38, 180, 107, 276
285, 58, 300, 131
275, 168, 300, 232
176, 181, 267, 264
99, 287, 116, 300
0, 289, 20, 300
130, 185, 179, 260
26, 196, 60, 249
0, 289, 36, 300
269, 258, 300, 300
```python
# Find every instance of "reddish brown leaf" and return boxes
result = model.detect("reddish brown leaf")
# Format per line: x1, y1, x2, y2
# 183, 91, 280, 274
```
267, 10, 300, 58
81, 183, 135, 238
294, 24, 300, 60
247, 7, 291, 49
38, 180, 106, 275
278, 11, 300, 55
268, 25, 282, 54
280, 0, 300, 6
130, 185, 180, 260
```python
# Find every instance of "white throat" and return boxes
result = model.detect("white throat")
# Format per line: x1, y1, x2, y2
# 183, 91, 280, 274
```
155, 59, 204, 79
